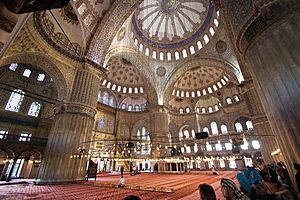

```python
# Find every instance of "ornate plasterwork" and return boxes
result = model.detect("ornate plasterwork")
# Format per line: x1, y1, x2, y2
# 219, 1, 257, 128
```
87, 0, 143, 65
33, 12, 83, 61
105, 56, 145, 87
173, 66, 224, 91
133, 0, 209, 44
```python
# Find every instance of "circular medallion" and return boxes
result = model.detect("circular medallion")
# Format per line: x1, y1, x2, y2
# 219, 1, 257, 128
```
156, 66, 166, 77
215, 40, 227, 53
161, 0, 179, 15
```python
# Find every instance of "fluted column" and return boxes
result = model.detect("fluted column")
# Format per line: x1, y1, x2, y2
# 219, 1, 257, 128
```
244, 11, 300, 182
222, 0, 300, 188
241, 80, 282, 163
36, 64, 102, 184
149, 106, 170, 158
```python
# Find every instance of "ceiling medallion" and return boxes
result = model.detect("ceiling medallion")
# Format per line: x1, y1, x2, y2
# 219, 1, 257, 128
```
156, 66, 166, 77
161, 0, 179, 15
215, 40, 227, 53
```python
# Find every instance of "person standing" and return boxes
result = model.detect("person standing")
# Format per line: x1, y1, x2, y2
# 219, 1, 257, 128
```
121, 166, 124, 177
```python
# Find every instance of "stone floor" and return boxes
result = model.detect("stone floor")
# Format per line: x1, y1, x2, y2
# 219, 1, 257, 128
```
0, 171, 238, 199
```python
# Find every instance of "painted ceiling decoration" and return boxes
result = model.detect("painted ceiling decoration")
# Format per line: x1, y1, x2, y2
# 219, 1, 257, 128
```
134, 0, 209, 46
172, 65, 230, 98
131, 0, 219, 61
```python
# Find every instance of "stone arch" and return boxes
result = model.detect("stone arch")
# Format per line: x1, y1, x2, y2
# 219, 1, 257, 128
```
0, 52, 68, 100
86, 0, 142, 64
19, 148, 43, 160
104, 47, 158, 106
163, 57, 241, 105
0, 147, 15, 158
132, 119, 150, 138
232, 114, 251, 132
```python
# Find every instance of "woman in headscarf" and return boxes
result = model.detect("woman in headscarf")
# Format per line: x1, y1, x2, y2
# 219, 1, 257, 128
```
220, 178, 250, 200
237, 172, 252, 196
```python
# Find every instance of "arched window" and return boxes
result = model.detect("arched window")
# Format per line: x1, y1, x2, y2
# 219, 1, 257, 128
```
109, 118, 114, 131
226, 97, 232, 104
137, 130, 141, 139
191, 129, 195, 138
186, 107, 191, 113
208, 87, 213, 94
160, 52, 164, 60
204, 34, 209, 44
209, 27, 215, 36
182, 49, 187, 58
211, 122, 218, 135
190, 46, 195, 54
214, 19, 219, 27
221, 125, 228, 134
203, 127, 209, 134
179, 108, 184, 114
97, 91, 102, 102
134, 105, 140, 111
9, 63, 18, 71
37, 73, 45, 82
23, 69, 31, 77
246, 121, 253, 130
167, 52, 172, 60
252, 140, 260, 149
201, 107, 206, 113
142, 127, 146, 140
109, 96, 114, 107
235, 122, 243, 133
152, 50, 157, 59
196, 107, 200, 113
103, 91, 109, 104
128, 105, 133, 111
183, 130, 189, 138
214, 104, 219, 111
213, 85, 218, 91
121, 103, 126, 110
5, 89, 25, 112
175, 51, 180, 60
28, 102, 41, 117
98, 116, 105, 130
208, 107, 213, 113
233, 95, 240, 102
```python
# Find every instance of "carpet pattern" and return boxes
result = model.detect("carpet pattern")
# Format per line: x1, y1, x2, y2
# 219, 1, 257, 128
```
0, 171, 238, 200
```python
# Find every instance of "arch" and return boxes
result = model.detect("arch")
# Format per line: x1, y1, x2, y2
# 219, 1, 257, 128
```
87, 0, 143, 65
0, 52, 68, 100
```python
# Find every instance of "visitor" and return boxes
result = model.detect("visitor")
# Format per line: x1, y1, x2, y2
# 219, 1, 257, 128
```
124, 195, 141, 200
121, 166, 124, 177
220, 178, 250, 200
294, 163, 300, 195
211, 165, 218, 175
118, 175, 125, 187
236, 172, 251, 197
198, 183, 216, 200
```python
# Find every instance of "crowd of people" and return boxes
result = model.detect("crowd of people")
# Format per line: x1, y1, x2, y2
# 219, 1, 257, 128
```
199, 161, 300, 200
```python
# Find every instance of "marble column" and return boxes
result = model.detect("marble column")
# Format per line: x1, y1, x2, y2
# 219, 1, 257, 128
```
36, 64, 102, 184
241, 80, 282, 163
149, 106, 170, 158
245, 10, 300, 186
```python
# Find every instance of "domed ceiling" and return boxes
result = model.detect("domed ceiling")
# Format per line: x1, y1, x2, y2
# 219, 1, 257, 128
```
135, 0, 209, 43
101, 57, 145, 94
172, 66, 230, 98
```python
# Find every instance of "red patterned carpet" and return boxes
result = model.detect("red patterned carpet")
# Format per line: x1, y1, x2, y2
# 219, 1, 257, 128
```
0, 171, 237, 200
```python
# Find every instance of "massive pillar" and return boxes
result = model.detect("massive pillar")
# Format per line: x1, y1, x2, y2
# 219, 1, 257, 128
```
36, 64, 102, 184
241, 80, 282, 163
149, 106, 170, 158
222, 0, 300, 187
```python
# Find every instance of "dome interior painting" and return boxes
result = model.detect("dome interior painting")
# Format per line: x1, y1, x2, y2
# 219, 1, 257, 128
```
131, 0, 220, 61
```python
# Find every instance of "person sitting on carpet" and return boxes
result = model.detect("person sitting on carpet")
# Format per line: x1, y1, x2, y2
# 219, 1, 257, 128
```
198, 183, 216, 200
118, 175, 125, 187
212, 165, 218, 175
124, 195, 141, 200
220, 178, 250, 200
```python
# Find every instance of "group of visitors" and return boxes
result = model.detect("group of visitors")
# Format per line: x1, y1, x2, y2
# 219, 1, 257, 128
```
199, 161, 300, 200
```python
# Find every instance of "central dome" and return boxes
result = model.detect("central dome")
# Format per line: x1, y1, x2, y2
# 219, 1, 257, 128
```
134, 0, 209, 44
131, 0, 219, 61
